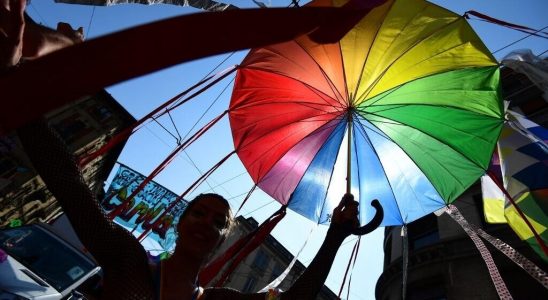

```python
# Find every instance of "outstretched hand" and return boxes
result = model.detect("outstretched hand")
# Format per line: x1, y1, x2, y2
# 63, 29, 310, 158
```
1, 0, 84, 71
330, 193, 360, 236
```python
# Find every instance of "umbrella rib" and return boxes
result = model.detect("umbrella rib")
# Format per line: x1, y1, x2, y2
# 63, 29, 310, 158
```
353, 115, 446, 218
233, 106, 343, 142
364, 42, 490, 108
261, 119, 343, 191
357, 104, 501, 151
401, 129, 471, 193
353, 2, 428, 102
293, 121, 347, 224
336, 35, 350, 104
241, 66, 347, 112
241, 113, 345, 173
231, 88, 346, 113
356, 114, 438, 220
264, 143, 313, 201
293, 39, 348, 105
318, 64, 347, 107
359, 80, 406, 108
358, 16, 464, 102
358, 109, 496, 186
243, 44, 347, 110
300, 82, 347, 113
232, 96, 342, 110
351, 0, 403, 104
362, 65, 498, 109
252, 118, 344, 192
351, 114, 405, 224
233, 101, 341, 129
359, 100, 501, 128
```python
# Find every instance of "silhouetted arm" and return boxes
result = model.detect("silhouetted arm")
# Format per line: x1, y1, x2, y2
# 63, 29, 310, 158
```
203, 195, 357, 300
17, 120, 154, 300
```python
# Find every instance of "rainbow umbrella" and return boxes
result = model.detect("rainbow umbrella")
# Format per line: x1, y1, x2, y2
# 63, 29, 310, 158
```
229, 0, 504, 227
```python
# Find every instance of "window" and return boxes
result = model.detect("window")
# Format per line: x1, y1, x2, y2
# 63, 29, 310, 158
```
269, 264, 283, 282
252, 249, 269, 271
242, 276, 257, 292
53, 114, 93, 143
0, 156, 18, 179
87, 104, 113, 122
412, 230, 440, 250
408, 214, 439, 250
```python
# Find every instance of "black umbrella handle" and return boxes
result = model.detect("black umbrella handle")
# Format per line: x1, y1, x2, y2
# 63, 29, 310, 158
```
352, 199, 383, 236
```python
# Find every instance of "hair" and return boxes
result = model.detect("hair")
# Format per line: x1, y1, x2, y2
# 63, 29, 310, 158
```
180, 193, 235, 235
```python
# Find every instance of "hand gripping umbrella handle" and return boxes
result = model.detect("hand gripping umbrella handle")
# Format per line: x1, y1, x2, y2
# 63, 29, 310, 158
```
352, 199, 383, 236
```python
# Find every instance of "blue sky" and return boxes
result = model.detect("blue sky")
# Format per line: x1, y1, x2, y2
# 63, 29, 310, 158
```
27, 1, 547, 299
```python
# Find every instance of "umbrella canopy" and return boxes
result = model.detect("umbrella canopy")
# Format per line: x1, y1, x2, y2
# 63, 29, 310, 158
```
229, 0, 504, 226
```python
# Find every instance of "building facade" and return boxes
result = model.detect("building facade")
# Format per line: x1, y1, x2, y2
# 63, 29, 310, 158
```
0, 90, 135, 228
376, 61, 548, 299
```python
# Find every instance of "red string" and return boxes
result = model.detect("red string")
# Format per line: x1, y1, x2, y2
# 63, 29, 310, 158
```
78, 69, 235, 167
198, 229, 255, 285
338, 238, 360, 298
199, 204, 287, 285
486, 170, 548, 257
137, 150, 236, 241
213, 206, 287, 287
346, 237, 361, 300
464, 10, 548, 38
107, 111, 228, 220
235, 184, 257, 216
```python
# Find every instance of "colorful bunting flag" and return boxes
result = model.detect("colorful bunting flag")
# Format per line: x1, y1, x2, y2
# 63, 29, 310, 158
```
481, 110, 548, 261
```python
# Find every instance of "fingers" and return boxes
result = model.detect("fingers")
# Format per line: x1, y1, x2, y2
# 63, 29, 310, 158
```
56, 22, 85, 42
3, 0, 25, 37
336, 193, 354, 209
11, 0, 25, 39
340, 200, 358, 221
336, 193, 358, 213
332, 194, 359, 226
13, 0, 26, 15
3, 0, 26, 13
342, 193, 354, 203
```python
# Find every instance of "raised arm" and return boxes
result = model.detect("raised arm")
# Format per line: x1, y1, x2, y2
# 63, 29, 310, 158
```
203, 194, 359, 300
17, 120, 154, 299
281, 194, 358, 300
